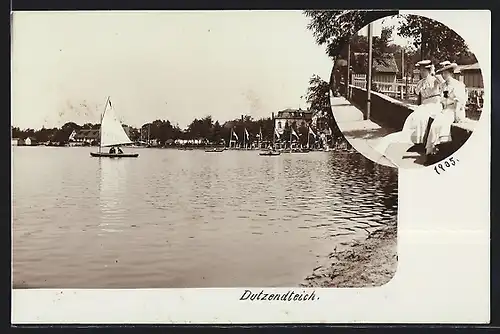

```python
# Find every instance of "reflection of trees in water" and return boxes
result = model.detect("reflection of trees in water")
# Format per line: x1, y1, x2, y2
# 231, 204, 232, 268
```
326, 152, 398, 217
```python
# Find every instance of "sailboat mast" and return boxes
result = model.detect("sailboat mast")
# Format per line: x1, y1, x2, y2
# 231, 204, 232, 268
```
243, 128, 246, 150
273, 125, 276, 150
99, 96, 110, 153
289, 125, 292, 152
307, 126, 310, 149
258, 127, 261, 149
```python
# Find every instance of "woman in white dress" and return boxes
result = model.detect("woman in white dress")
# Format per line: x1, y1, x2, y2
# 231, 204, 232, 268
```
403, 60, 444, 152
374, 60, 444, 157
424, 62, 467, 164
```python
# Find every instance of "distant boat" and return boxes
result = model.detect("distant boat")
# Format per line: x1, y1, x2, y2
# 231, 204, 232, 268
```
90, 96, 139, 158
205, 147, 224, 153
291, 147, 310, 153
259, 150, 281, 156
259, 121, 281, 156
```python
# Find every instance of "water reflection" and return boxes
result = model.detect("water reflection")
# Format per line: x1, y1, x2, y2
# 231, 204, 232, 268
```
98, 158, 128, 234
13, 147, 397, 288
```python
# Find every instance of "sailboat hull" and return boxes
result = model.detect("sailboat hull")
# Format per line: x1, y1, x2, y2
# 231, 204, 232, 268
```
259, 151, 281, 156
90, 152, 139, 158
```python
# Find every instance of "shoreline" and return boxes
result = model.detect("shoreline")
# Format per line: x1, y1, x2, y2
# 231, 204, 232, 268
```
301, 221, 397, 288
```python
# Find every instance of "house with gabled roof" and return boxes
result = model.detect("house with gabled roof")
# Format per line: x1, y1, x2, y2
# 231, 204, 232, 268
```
353, 52, 399, 84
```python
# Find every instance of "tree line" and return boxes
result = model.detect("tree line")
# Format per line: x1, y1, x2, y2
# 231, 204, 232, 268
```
12, 114, 342, 147
12, 70, 345, 147
304, 11, 477, 66
304, 11, 478, 95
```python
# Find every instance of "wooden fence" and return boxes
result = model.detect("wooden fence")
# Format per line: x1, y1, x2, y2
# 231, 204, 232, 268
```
350, 73, 484, 112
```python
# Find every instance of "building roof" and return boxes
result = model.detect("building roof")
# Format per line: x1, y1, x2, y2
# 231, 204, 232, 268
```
74, 129, 100, 140
374, 55, 398, 73
353, 52, 399, 73
276, 108, 313, 120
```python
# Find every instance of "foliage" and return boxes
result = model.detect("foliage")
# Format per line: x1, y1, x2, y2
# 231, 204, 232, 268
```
305, 74, 344, 141
304, 10, 398, 59
396, 14, 477, 64
306, 75, 331, 118
342, 26, 395, 74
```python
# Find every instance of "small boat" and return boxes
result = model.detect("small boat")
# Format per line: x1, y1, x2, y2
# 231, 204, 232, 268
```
291, 148, 310, 153
90, 96, 139, 158
90, 152, 139, 158
205, 148, 224, 153
259, 150, 281, 156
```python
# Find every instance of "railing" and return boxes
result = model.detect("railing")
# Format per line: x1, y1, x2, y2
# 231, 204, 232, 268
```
351, 77, 417, 97
350, 76, 484, 117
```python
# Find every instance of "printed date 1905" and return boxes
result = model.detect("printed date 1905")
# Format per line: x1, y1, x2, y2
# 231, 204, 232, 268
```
434, 157, 458, 175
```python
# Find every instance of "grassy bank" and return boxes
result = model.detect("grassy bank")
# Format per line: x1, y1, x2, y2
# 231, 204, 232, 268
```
301, 221, 397, 288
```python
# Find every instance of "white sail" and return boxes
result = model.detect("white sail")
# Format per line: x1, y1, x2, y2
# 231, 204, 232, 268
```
100, 99, 133, 147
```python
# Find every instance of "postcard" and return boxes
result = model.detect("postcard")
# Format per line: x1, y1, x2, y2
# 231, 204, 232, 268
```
11, 9, 490, 324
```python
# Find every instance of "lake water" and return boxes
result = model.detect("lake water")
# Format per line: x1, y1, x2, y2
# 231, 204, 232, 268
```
12, 146, 398, 288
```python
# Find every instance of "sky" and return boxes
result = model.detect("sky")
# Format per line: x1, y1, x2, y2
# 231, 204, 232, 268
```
11, 11, 334, 130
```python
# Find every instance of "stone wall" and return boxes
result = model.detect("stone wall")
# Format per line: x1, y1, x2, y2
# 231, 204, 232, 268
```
349, 86, 413, 131
348, 85, 474, 157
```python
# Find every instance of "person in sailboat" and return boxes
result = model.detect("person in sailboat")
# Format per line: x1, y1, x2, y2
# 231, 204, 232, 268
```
424, 61, 466, 165
109, 147, 116, 154
117, 147, 124, 154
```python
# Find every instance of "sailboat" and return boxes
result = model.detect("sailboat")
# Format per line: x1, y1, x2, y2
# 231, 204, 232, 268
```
90, 96, 139, 158
259, 125, 280, 156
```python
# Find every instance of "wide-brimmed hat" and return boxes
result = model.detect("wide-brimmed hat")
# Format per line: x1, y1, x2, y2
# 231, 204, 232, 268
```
415, 60, 432, 69
439, 60, 451, 67
436, 62, 458, 74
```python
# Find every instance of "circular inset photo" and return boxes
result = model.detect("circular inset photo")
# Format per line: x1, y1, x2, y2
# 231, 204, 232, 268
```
329, 14, 484, 168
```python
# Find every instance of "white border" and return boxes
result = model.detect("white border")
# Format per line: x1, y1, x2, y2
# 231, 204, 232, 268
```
11, 10, 490, 324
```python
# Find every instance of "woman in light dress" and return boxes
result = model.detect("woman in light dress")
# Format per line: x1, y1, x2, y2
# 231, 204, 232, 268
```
403, 60, 445, 151
424, 62, 467, 164
374, 60, 444, 156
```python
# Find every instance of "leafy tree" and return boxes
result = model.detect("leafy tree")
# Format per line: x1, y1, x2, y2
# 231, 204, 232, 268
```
305, 74, 345, 144
339, 26, 394, 76
128, 127, 141, 142
34, 127, 54, 142
11, 126, 22, 138
397, 14, 477, 63
61, 122, 80, 133
82, 123, 94, 129
306, 74, 331, 118
304, 10, 398, 60
211, 121, 224, 144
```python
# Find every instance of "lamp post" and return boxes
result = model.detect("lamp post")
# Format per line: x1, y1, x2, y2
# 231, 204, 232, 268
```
366, 22, 373, 120
346, 42, 351, 99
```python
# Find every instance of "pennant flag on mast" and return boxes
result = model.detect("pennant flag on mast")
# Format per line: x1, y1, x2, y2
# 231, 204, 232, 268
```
245, 128, 250, 140
274, 127, 281, 138
232, 129, 239, 140
291, 128, 299, 139
259, 127, 263, 139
